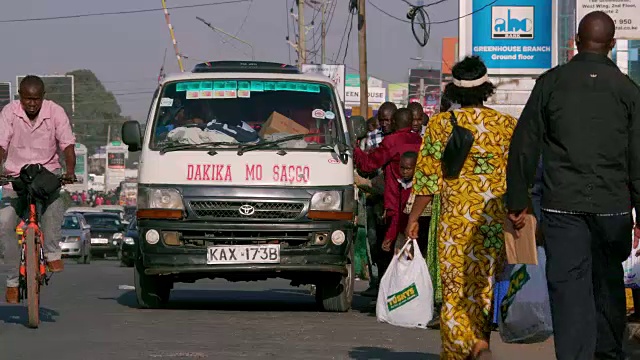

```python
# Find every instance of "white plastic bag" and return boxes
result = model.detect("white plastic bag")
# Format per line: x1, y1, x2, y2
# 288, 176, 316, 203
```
376, 239, 434, 329
623, 209, 640, 288
499, 246, 553, 344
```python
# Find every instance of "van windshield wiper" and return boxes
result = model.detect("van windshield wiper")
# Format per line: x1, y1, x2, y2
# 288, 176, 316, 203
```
236, 134, 320, 156
159, 141, 238, 155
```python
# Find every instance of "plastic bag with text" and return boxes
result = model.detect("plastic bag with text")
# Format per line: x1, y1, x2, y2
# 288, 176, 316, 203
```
376, 239, 433, 329
623, 209, 640, 288
498, 246, 553, 344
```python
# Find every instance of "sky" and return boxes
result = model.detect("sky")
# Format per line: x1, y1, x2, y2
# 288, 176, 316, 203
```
0, 0, 458, 120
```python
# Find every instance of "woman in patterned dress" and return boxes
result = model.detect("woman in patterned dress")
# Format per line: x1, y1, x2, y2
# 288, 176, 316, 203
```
405, 56, 518, 359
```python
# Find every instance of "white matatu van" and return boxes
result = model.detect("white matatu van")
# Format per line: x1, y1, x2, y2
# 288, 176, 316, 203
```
122, 61, 367, 312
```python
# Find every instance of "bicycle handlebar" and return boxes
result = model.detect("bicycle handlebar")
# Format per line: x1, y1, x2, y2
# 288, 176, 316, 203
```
0, 175, 78, 186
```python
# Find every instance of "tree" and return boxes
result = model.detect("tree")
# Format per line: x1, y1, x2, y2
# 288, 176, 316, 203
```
65, 69, 129, 153
68, 69, 121, 119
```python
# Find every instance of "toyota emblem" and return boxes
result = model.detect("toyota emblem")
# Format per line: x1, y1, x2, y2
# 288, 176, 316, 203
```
238, 204, 255, 216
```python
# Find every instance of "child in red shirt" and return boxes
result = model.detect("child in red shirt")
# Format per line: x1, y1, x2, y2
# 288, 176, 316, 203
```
382, 151, 418, 252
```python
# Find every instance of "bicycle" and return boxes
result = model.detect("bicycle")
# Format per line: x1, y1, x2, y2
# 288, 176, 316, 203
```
0, 170, 74, 328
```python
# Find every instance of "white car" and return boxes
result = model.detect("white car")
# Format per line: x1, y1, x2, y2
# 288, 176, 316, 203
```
66, 207, 104, 214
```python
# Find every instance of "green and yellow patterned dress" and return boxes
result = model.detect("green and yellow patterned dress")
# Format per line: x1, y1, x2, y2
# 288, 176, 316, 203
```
413, 108, 517, 359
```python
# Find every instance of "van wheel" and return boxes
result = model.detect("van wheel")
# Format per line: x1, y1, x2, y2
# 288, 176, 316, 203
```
134, 259, 171, 309
315, 246, 354, 312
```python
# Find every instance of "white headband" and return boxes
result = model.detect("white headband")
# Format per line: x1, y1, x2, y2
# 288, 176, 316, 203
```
452, 74, 489, 88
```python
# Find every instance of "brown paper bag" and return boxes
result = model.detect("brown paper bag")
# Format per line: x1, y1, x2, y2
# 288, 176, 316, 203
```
503, 214, 538, 265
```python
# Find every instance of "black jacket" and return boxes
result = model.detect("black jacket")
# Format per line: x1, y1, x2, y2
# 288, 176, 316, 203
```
506, 52, 640, 214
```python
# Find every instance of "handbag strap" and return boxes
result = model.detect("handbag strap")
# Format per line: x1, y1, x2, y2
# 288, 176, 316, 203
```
448, 110, 457, 126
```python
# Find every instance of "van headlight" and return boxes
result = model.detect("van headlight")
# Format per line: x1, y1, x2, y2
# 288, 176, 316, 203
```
138, 188, 184, 210
113, 233, 124, 240
124, 237, 135, 245
310, 191, 341, 211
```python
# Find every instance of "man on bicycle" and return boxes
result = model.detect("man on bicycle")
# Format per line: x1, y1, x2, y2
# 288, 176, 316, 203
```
0, 75, 76, 304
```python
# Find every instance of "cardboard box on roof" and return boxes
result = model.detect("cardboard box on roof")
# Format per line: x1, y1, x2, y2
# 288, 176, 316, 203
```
259, 111, 309, 137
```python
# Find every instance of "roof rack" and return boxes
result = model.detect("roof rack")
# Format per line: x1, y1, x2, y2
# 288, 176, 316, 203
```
192, 61, 300, 74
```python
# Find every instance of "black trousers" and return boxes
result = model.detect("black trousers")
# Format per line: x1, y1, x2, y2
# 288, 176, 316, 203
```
542, 211, 632, 360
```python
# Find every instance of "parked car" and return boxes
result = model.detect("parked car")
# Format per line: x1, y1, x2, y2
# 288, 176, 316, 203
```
66, 207, 103, 215
60, 213, 92, 264
97, 205, 129, 226
83, 212, 127, 258
119, 219, 137, 267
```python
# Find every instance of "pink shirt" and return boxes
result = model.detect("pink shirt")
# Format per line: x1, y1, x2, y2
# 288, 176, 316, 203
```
0, 100, 75, 176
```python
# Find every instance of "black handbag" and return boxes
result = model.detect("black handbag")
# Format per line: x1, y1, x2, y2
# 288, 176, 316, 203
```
441, 110, 475, 179
14, 164, 61, 201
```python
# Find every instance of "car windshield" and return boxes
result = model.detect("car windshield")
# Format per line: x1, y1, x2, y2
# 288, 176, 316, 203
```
85, 215, 121, 229
150, 79, 343, 150
62, 216, 80, 230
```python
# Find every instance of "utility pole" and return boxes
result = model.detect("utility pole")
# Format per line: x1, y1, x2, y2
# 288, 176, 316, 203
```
321, 0, 327, 64
419, 78, 425, 107
161, 0, 185, 72
298, 0, 306, 67
357, 0, 368, 116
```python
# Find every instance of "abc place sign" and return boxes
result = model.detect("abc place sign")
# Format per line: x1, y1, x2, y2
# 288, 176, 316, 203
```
461, 0, 556, 75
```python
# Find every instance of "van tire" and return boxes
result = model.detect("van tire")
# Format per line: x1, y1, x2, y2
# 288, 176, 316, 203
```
315, 245, 354, 312
134, 259, 170, 309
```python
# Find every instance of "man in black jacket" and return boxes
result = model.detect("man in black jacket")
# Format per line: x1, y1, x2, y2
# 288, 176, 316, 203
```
506, 11, 640, 360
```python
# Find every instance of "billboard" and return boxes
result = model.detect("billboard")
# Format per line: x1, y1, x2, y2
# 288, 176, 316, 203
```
16, 75, 74, 116
105, 141, 128, 191
0, 82, 10, 110
344, 87, 386, 105
107, 153, 126, 169
577, 0, 640, 40
301, 64, 346, 101
388, 83, 408, 107
66, 143, 89, 193
459, 0, 558, 75
408, 68, 441, 117
345, 75, 383, 88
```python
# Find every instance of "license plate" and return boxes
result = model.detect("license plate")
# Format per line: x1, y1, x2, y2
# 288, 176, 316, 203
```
91, 238, 109, 244
206, 244, 280, 265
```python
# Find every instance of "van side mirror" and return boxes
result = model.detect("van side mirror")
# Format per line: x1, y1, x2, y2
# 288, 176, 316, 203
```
350, 116, 367, 142
122, 121, 142, 152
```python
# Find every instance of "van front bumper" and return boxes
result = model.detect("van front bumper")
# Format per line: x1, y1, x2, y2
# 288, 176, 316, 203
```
137, 220, 354, 276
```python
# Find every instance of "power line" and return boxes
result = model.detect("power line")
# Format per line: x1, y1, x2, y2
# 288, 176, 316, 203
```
0, 0, 249, 24
368, 0, 496, 25
334, 11, 353, 64
233, 0, 254, 36
342, 13, 355, 64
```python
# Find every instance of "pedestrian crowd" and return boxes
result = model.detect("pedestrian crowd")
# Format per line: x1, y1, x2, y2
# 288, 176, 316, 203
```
355, 11, 640, 360
67, 189, 119, 207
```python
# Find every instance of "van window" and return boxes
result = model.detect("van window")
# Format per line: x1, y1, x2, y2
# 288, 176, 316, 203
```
150, 79, 343, 150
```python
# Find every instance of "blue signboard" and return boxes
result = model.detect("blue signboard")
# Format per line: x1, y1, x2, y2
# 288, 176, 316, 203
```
471, 0, 553, 73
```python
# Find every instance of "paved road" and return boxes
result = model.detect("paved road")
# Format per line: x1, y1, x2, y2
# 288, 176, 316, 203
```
0, 260, 636, 359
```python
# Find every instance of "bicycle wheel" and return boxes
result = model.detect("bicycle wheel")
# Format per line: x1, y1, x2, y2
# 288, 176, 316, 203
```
25, 227, 40, 328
